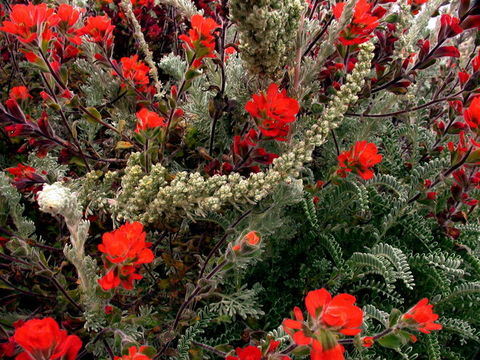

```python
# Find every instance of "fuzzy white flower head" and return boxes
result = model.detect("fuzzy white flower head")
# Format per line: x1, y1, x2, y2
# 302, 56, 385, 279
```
37, 183, 72, 215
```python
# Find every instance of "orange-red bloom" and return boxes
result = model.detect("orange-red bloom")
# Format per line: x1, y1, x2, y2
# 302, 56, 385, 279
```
283, 288, 362, 360
232, 231, 261, 252
99, 221, 153, 265
226, 345, 262, 360
333, 0, 383, 46
56, 4, 83, 45
0, 3, 59, 43
13, 317, 82, 360
114, 346, 153, 360
9, 86, 32, 101
245, 84, 300, 141
135, 108, 168, 133
402, 298, 442, 334
78, 15, 115, 48
361, 336, 374, 348
337, 141, 382, 180
226, 341, 290, 360
98, 222, 154, 290
179, 14, 219, 68
464, 96, 480, 130
117, 55, 151, 92
311, 342, 345, 360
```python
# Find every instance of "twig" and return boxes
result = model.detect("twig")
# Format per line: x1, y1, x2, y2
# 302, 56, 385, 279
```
198, 209, 252, 279
192, 341, 226, 357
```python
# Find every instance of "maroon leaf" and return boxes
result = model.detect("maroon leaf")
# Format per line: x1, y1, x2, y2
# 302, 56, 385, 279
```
432, 46, 460, 58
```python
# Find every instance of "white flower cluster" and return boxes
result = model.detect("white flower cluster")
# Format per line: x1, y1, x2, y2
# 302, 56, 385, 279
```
37, 183, 73, 216
114, 42, 375, 223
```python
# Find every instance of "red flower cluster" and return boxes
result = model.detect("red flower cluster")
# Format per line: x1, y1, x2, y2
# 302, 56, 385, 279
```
337, 141, 382, 180
0, 3, 59, 43
13, 317, 82, 360
78, 15, 115, 49
179, 14, 219, 68
333, 0, 384, 46
283, 288, 363, 360
98, 222, 154, 290
116, 55, 151, 92
56, 4, 84, 45
114, 346, 153, 360
245, 84, 300, 141
5, 163, 46, 193
226, 345, 261, 360
401, 298, 442, 334
226, 340, 290, 360
438, 14, 463, 41
9, 86, 32, 101
232, 231, 261, 252
135, 108, 168, 133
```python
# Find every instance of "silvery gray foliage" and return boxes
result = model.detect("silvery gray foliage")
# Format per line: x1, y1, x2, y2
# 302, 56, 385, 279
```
209, 284, 265, 319
0, 172, 35, 238
37, 183, 105, 330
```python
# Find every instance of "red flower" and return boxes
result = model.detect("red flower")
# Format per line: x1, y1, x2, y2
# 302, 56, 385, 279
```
99, 222, 153, 265
135, 108, 168, 133
226, 345, 262, 360
337, 141, 382, 180
5, 163, 46, 193
0, 336, 16, 357
13, 317, 82, 360
114, 346, 153, 360
245, 84, 300, 141
4, 124, 25, 137
179, 14, 219, 68
9, 86, 32, 101
98, 268, 122, 290
6, 163, 36, 178
232, 231, 261, 253
333, 0, 383, 46
361, 336, 374, 348
311, 343, 345, 360
464, 96, 480, 130
283, 289, 363, 360
21, 50, 40, 63
78, 15, 115, 48
117, 55, 151, 91
458, 71, 470, 86
98, 222, 154, 291
245, 231, 260, 246
426, 192, 437, 200
402, 298, 442, 334
0, 3, 59, 43
56, 4, 83, 45
305, 289, 363, 335
438, 14, 463, 40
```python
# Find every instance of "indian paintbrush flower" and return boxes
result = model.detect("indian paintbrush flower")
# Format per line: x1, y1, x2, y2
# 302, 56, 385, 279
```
245, 84, 300, 141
